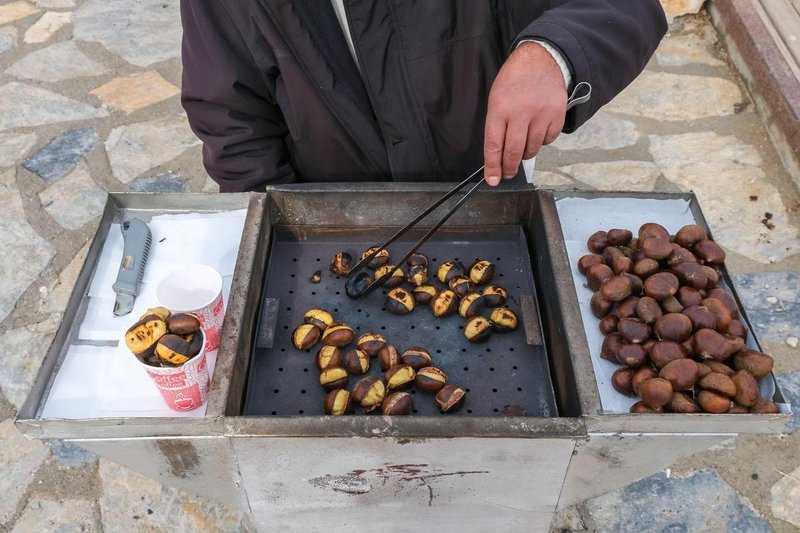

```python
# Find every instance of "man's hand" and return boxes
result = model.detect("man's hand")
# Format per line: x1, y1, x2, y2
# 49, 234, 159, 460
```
484, 41, 568, 186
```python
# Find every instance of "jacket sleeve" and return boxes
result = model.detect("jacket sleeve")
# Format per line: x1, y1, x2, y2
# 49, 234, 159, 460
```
180, 1, 296, 192
512, 0, 668, 132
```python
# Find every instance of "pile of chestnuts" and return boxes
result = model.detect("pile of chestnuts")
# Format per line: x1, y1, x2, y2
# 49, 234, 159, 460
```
341, 246, 518, 343
124, 306, 203, 367
292, 307, 466, 415
580, 222, 779, 414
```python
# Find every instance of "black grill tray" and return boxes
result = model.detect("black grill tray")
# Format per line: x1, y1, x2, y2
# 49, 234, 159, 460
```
243, 225, 557, 417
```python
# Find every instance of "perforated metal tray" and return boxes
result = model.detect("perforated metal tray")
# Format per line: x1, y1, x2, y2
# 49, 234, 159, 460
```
244, 224, 556, 417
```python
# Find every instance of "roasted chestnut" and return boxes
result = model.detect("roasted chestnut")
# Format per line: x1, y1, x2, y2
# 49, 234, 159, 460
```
386, 288, 415, 315
378, 345, 401, 370
292, 323, 321, 351
491, 308, 518, 332
385, 364, 416, 390
464, 316, 492, 343
436, 384, 466, 413
412, 284, 439, 305
330, 251, 354, 275
155, 333, 193, 366
448, 275, 475, 298
469, 259, 495, 285
382, 392, 413, 415
316, 345, 343, 370
482, 285, 508, 307
406, 264, 429, 286
401, 347, 432, 370
436, 261, 466, 284
323, 389, 350, 416
361, 246, 390, 268
319, 367, 349, 391
345, 271, 373, 299
356, 332, 387, 357
184, 331, 203, 358
344, 349, 370, 375
459, 292, 485, 318
304, 308, 334, 330
352, 376, 386, 412
125, 315, 168, 358
321, 323, 355, 347
139, 306, 171, 321
431, 289, 458, 317
324, 389, 351, 416
415, 366, 447, 392
375, 264, 405, 288
406, 252, 429, 267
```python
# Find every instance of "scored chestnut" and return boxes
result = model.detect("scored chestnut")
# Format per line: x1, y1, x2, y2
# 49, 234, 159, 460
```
292, 323, 321, 351
415, 366, 447, 392
401, 347, 432, 370
324, 389, 351, 416
436, 261, 466, 284
384, 364, 416, 390
490, 308, 518, 332
125, 315, 168, 359
316, 345, 343, 370
319, 367, 349, 391
304, 308, 335, 330
139, 306, 171, 321
436, 384, 466, 413
378, 345, 402, 370
382, 392, 413, 415
431, 289, 458, 317
184, 331, 203, 358
386, 287, 415, 315
375, 264, 405, 288
352, 376, 386, 412
469, 259, 495, 285
448, 275, 475, 298
344, 349, 370, 375
345, 271, 373, 299
406, 264, 429, 287
155, 333, 193, 366
458, 292, 485, 319
361, 246, 390, 269
330, 251, 354, 276
481, 285, 508, 307
412, 284, 439, 305
321, 323, 355, 347
464, 316, 492, 343
356, 332, 387, 357
406, 252, 429, 267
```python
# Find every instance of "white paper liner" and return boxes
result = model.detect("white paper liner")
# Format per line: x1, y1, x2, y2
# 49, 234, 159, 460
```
555, 196, 789, 414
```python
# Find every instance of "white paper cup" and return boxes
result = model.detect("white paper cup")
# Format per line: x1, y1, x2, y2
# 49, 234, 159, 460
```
137, 330, 210, 412
157, 264, 224, 352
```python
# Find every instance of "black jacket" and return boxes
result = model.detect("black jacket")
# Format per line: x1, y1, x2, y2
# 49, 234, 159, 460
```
181, 1, 667, 192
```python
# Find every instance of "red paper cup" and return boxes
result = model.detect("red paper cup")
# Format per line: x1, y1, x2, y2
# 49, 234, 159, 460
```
140, 330, 210, 412
157, 264, 224, 352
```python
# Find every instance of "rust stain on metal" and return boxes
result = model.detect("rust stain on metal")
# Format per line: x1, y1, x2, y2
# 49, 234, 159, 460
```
155, 440, 200, 478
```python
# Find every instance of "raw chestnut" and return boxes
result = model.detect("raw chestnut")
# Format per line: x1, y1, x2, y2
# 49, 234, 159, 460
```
436, 384, 466, 413
644, 272, 680, 301
599, 315, 620, 335
639, 378, 673, 409
706, 288, 739, 318
155, 334, 193, 366
587, 263, 614, 291
436, 261, 466, 284
356, 332, 387, 357
622, 273, 644, 295
375, 264, 405, 288
641, 237, 673, 260
382, 392, 413, 415
733, 350, 773, 379
125, 315, 168, 358
616, 296, 640, 319
701, 298, 732, 330
728, 404, 750, 414
590, 292, 613, 318
319, 367, 349, 391
659, 358, 699, 390
431, 289, 458, 317
386, 288, 415, 315
693, 328, 743, 362
600, 333, 624, 362
361, 246, 390, 268
635, 296, 663, 324
578, 254, 604, 275
316, 345, 343, 370
412, 285, 438, 305
696, 362, 712, 378
617, 318, 651, 344
292, 323, 321, 351
352, 376, 386, 412
415, 366, 447, 392
166, 313, 201, 335
654, 313, 693, 342
632, 366, 658, 395
638, 222, 669, 242
345, 271, 373, 299
649, 340, 687, 368
698, 372, 736, 397
464, 316, 493, 343
616, 343, 647, 368
330, 252, 354, 275
706, 360, 734, 376
406, 264, 429, 287
694, 240, 726, 265
631, 401, 662, 413
401, 347, 432, 370
600, 276, 633, 302
669, 392, 699, 413
732, 370, 759, 407
642, 338, 656, 355
587, 230, 609, 253
750, 398, 779, 414
675, 224, 707, 249
378, 345, 401, 370
406, 252, 429, 267
607, 228, 633, 246
482, 285, 508, 307
611, 367, 636, 396
676, 287, 702, 307
672, 262, 707, 291
324, 389, 351, 416
469, 259, 495, 285
723, 319, 748, 340
633, 258, 660, 279
344, 349, 370, 375
491, 308, 518, 332
304, 308, 335, 330
321, 323, 355, 347
666, 244, 698, 266
458, 292, 485, 318
701, 266, 720, 288
384, 364, 416, 390
682, 305, 717, 331
603, 246, 625, 266
661, 296, 683, 314
448, 275, 475, 298
697, 390, 732, 413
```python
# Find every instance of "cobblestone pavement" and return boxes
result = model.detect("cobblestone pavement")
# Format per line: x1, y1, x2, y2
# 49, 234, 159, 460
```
0, 1, 798, 532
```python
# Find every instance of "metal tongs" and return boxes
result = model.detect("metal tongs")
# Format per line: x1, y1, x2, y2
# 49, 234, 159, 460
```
345, 165, 486, 298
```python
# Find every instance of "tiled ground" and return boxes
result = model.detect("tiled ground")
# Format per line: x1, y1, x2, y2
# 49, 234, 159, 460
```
0, 1, 798, 532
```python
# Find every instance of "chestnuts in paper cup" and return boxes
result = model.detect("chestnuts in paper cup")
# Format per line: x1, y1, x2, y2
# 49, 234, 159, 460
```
139, 329, 210, 412
157, 265, 224, 352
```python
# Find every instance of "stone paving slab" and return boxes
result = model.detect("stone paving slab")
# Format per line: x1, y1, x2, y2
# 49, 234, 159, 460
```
23, 127, 97, 182
0, 420, 50, 527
